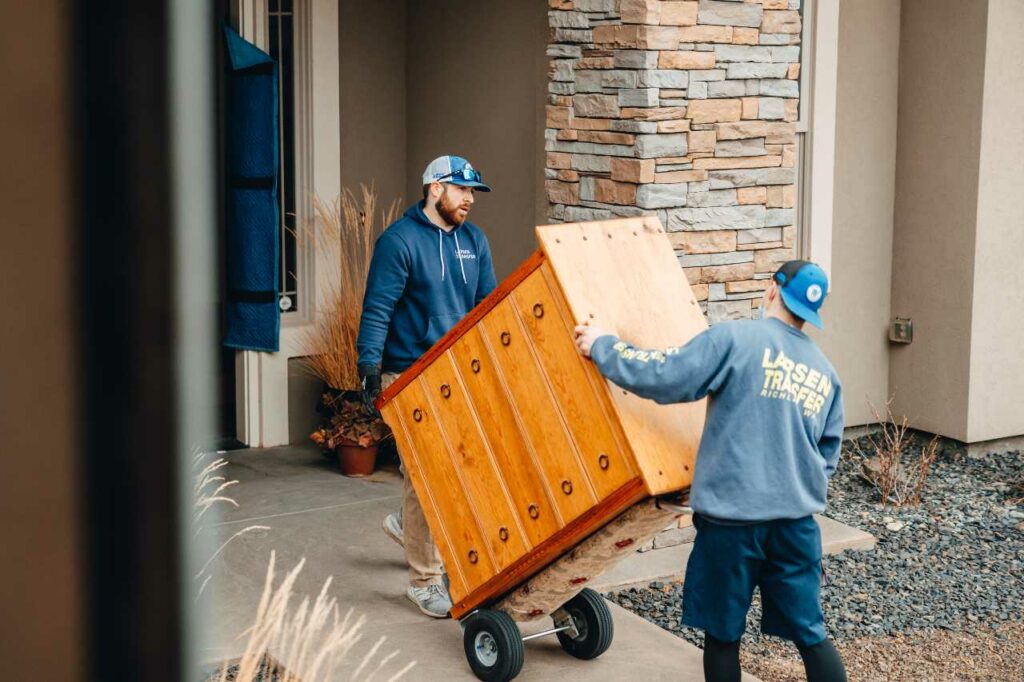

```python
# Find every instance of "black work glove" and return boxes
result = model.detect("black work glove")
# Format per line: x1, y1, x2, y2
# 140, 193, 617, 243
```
358, 363, 382, 413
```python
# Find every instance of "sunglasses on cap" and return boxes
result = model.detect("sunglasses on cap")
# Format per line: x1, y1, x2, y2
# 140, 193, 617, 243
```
437, 165, 484, 184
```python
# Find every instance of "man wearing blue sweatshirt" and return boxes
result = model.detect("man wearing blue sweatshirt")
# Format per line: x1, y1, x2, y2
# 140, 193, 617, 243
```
356, 155, 496, 618
575, 260, 847, 682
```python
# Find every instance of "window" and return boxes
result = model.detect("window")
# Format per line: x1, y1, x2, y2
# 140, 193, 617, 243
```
269, 0, 298, 314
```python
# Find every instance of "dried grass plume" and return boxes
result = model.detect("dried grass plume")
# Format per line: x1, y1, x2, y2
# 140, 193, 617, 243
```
300, 186, 400, 391
193, 449, 270, 600
218, 552, 415, 682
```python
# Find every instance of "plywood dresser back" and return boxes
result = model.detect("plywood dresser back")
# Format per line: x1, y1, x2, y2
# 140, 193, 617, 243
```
537, 216, 708, 495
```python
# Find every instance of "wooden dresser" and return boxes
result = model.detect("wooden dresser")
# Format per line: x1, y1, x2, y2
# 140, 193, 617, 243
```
376, 216, 708, 619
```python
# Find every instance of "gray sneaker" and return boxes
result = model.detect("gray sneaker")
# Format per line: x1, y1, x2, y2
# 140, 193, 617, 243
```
382, 512, 404, 548
407, 584, 452, 618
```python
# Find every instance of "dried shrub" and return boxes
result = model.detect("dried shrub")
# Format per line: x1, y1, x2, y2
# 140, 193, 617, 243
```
299, 186, 400, 391
855, 398, 939, 507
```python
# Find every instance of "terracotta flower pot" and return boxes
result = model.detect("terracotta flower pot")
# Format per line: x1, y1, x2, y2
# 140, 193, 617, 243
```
336, 442, 379, 477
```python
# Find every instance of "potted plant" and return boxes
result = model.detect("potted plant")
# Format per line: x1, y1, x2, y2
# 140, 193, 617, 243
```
300, 185, 400, 476
310, 392, 392, 476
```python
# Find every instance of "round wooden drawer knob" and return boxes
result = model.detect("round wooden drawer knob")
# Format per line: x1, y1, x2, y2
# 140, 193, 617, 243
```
471, 358, 481, 373
533, 303, 544, 318
440, 384, 451, 399
499, 527, 509, 542
561, 480, 573, 495
598, 453, 610, 470
468, 550, 479, 564
413, 408, 423, 423
501, 331, 512, 346
528, 504, 540, 520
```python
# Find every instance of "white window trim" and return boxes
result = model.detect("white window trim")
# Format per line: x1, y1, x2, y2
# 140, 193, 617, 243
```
800, 0, 839, 279
231, 0, 340, 446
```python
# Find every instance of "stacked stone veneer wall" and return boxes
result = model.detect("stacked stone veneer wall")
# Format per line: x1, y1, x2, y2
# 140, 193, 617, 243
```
546, 0, 802, 321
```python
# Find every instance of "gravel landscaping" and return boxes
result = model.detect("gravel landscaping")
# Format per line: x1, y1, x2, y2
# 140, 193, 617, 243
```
741, 622, 1024, 682
607, 436, 1024, 680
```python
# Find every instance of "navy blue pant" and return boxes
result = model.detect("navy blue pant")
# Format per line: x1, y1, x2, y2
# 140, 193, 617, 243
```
682, 514, 826, 647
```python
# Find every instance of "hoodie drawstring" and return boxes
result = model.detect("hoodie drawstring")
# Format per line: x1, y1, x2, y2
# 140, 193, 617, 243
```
437, 228, 445, 282
454, 231, 468, 284
438, 227, 468, 285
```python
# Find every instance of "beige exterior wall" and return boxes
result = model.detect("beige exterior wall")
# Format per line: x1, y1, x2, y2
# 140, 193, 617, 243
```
339, 0, 408, 208
968, 0, 1024, 441
406, 0, 549, 280
889, 0, 989, 440
339, 0, 547, 281
817, 0, 901, 427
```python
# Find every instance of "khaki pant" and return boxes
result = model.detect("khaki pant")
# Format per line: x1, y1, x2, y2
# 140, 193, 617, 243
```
382, 373, 444, 587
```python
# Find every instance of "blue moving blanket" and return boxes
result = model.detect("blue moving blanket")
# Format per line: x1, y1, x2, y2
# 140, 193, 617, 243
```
223, 25, 280, 352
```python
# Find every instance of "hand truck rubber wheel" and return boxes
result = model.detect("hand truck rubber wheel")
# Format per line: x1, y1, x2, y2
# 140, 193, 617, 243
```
556, 588, 614, 660
462, 609, 524, 681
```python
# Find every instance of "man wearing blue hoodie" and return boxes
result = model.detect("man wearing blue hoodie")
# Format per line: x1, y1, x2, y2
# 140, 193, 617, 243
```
356, 155, 496, 618
575, 260, 847, 682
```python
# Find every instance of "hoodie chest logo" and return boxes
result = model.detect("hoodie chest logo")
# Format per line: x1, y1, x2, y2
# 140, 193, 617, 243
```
456, 248, 476, 261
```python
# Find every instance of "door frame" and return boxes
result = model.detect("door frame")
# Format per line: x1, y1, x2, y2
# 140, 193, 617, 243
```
231, 0, 341, 446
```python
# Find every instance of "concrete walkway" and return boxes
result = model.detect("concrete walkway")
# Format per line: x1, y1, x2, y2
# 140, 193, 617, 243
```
199, 444, 871, 681
592, 513, 876, 593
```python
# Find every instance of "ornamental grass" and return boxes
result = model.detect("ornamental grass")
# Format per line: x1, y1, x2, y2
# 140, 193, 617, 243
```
300, 185, 399, 391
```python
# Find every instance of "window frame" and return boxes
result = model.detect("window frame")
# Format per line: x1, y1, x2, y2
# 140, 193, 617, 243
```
794, 0, 839, 277
233, 0, 315, 324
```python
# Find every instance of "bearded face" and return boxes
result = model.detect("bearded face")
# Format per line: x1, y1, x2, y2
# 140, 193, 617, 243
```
434, 184, 473, 226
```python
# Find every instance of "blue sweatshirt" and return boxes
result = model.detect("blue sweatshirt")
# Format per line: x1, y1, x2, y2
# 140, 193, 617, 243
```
591, 317, 844, 521
357, 201, 497, 373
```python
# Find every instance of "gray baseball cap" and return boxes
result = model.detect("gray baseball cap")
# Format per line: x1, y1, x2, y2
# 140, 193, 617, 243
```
422, 155, 491, 192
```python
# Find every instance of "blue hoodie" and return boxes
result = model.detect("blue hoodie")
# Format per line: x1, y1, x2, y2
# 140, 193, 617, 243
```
357, 201, 497, 373
591, 317, 844, 521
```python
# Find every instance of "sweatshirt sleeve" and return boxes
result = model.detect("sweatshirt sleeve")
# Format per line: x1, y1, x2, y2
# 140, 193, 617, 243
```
590, 328, 729, 405
356, 231, 410, 368
818, 382, 845, 477
475, 232, 497, 305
